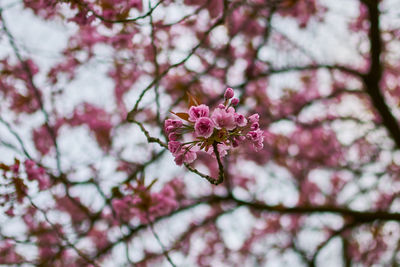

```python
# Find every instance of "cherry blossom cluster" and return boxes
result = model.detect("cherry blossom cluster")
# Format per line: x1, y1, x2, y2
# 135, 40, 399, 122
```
23, 160, 51, 191
4, 159, 50, 193
111, 179, 185, 223
68, 103, 113, 150
165, 88, 264, 166
0, 159, 50, 217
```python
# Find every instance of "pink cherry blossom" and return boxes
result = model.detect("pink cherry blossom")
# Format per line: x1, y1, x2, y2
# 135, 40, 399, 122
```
247, 129, 265, 151
248, 114, 260, 124
168, 141, 182, 154
194, 117, 215, 138
250, 122, 259, 130
188, 104, 209, 122
164, 119, 183, 133
207, 143, 230, 158
211, 106, 236, 130
234, 113, 248, 127
166, 87, 264, 167
173, 148, 197, 166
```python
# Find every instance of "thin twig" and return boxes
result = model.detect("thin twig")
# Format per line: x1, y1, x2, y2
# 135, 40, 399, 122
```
1, 12, 62, 173
146, 213, 177, 267
75, 0, 163, 24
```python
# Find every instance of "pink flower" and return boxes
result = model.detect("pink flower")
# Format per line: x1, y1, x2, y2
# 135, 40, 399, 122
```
248, 113, 260, 130
251, 122, 259, 130
248, 114, 259, 124
194, 117, 215, 138
211, 107, 236, 130
234, 113, 247, 127
253, 141, 264, 151
232, 135, 245, 147
188, 104, 209, 122
246, 129, 263, 141
246, 129, 264, 151
164, 88, 264, 168
207, 143, 230, 158
224, 87, 234, 99
174, 149, 197, 166
168, 141, 182, 155
164, 119, 183, 134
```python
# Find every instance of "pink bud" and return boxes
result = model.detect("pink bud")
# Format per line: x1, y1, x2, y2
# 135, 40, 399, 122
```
234, 113, 247, 127
168, 141, 182, 155
231, 98, 239, 106
224, 88, 234, 99
251, 122, 259, 130
218, 104, 225, 109
164, 119, 183, 133
168, 132, 179, 141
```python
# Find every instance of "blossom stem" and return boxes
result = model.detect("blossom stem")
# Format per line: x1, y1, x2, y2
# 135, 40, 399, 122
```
212, 142, 225, 185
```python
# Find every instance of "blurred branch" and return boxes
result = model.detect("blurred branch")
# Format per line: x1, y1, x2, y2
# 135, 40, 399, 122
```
0, 117, 32, 159
217, 195, 400, 222
362, 0, 400, 149
28, 197, 100, 267
146, 212, 177, 267
1, 12, 62, 172
73, 0, 163, 24
258, 64, 363, 79
342, 237, 351, 267
92, 196, 224, 259
311, 222, 359, 266
126, 8, 227, 121
135, 207, 237, 265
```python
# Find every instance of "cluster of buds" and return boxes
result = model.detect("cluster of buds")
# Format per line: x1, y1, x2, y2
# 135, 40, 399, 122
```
165, 88, 264, 166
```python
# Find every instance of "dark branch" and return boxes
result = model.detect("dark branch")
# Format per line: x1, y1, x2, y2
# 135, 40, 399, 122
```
218, 195, 400, 222
362, 0, 400, 149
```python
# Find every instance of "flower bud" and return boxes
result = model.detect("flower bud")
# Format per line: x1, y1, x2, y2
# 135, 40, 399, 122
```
231, 98, 239, 106
224, 88, 234, 99
168, 132, 179, 141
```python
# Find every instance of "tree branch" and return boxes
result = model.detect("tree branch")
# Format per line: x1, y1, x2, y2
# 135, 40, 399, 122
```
362, 0, 400, 148
218, 195, 400, 222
